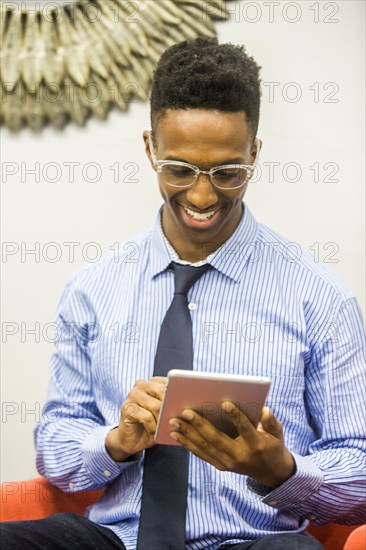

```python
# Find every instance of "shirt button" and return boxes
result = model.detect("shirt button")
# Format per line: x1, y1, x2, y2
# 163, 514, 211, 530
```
103, 470, 111, 477
308, 514, 317, 521
188, 303, 197, 311
268, 500, 277, 506
68, 482, 74, 490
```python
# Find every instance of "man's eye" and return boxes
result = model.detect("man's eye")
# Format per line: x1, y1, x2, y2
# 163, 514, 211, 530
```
165, 165, 193, 177
215, 168, 241, 180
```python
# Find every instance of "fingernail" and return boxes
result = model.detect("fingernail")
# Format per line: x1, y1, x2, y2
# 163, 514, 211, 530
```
222, 402, 234, 413
169, 419, 179, 429
170, 432, 178, 441
181, 410, 194, 421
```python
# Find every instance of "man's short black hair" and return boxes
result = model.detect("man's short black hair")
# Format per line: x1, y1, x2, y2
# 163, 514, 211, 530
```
150, 37, 261, 140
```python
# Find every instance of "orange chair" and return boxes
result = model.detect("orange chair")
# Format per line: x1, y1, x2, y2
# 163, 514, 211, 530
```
0, 477, 103, 522
343, 526, 366, 550
0, 477, 364, 550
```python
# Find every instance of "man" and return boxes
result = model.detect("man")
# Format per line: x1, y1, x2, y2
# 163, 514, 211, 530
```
1, 38, 365, 550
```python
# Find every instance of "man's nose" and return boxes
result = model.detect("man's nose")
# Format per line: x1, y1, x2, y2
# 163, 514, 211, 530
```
185, 172, 219, 209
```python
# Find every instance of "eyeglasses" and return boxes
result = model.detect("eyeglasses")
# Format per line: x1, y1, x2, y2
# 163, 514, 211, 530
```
148, 132, 261, 190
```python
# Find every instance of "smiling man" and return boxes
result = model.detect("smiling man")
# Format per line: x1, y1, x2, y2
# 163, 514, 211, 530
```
1, 38, 365, 550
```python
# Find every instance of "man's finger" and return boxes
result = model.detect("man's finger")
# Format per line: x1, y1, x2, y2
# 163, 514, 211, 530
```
171, 410, 233, 453
169, 421, 230, 471
259, 406, 283, 437
150, 376, 168, 385
221, 402, 257, 440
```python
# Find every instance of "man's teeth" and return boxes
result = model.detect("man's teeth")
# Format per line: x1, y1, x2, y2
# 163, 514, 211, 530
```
184, 207, 216, 221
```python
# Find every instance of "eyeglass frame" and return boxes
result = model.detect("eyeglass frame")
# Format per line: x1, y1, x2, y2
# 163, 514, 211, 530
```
148, 131, 262, 190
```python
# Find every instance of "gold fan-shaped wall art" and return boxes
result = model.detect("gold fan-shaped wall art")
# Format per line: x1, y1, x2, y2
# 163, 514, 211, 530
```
0, 0, 231, 131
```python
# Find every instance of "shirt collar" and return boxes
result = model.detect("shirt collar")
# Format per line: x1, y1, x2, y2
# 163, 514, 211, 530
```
149, 203, 258, 282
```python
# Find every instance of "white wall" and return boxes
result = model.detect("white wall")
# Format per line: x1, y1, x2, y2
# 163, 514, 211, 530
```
1, 0, 365, 482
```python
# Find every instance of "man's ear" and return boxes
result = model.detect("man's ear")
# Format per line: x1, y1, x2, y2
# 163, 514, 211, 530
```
251, 138, 262, 164
143, 130, 156, 170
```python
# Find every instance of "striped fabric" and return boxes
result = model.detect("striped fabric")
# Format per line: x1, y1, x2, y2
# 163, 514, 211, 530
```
34, 204, 366, 550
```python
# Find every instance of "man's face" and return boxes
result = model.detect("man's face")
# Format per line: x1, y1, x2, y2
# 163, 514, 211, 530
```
143, 109, 258, 262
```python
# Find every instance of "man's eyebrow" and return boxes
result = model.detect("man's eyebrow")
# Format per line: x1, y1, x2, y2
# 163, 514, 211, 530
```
163, 156, 245, 165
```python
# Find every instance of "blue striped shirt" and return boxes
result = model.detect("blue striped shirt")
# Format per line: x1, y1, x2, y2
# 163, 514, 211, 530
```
34, 204, 366, 549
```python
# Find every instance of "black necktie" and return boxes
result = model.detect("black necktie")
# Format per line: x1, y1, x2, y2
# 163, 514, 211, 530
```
136, 262, 212, 550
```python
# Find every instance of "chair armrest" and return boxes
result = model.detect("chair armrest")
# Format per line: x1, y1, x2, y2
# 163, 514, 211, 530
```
308, 523, 364, 550
0, 477, 103, 521
344, 525, 366, 550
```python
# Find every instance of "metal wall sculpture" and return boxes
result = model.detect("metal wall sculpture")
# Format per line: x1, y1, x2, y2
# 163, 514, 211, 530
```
0, 0, 230, 131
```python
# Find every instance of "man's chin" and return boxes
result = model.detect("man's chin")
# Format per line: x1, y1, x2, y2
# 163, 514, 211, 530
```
177, 218, 227, 253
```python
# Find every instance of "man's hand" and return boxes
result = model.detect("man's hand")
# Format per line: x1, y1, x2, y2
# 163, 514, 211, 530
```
105, 377, 167, 462
169, 404, 296, 488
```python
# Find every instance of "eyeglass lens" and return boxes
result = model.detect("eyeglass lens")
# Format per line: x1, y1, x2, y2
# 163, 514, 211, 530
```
160, 164, 249, 189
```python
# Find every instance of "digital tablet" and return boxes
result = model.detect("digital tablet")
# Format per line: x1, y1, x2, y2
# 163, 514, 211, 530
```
154, 370, 271, 445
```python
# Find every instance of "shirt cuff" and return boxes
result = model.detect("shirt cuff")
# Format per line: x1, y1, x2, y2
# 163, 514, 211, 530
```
81, 425, 141, 485
247, 452, 324, 509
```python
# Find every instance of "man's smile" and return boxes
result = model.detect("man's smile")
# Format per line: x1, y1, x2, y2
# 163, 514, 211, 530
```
180, 204, 222, 227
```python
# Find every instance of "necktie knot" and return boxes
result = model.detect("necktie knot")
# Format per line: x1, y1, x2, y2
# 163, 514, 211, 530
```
171, 262, 212, 295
